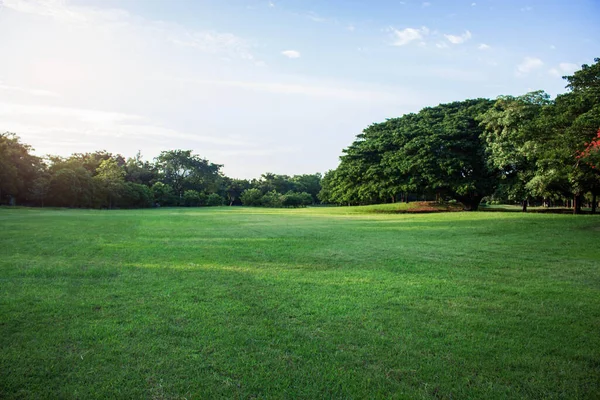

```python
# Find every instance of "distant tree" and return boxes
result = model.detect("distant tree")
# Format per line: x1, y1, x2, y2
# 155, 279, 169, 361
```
183, 190, 204, 207
292, 174, 322, 202
261, 191, 283, 207
223, 178, 251, 206
118, 183, 152, 208
206, 193, 225, 206
151, 182, 176, 206
155, 150, 222, 200
282, 191, 303, 208
125, 151, 157, 186
240, 188, 263, 206
0, 132, 42, 205
298, 192, 314, 206
94, 159, 126, 209
30, 176, 50, 207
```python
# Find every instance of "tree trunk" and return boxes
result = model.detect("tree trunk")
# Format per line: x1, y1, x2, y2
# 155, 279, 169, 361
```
522, 199, 528, 213
405, 192, 409, 203
459, 195, 483, 211
592, 193, 597, 214
573, 194, 582, 215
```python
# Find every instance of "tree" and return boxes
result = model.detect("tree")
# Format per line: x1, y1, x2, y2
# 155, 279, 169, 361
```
151, 182, 176, 206
154, 150, 222, 201
478, 91, 551, 211
125, 151, 157, 186
240, 188, 263, 206
206, 193, 224, 206
183, 190, 204, 207
30, 176, 50, 207
532, 58, 600, 213
223, 178, 251, 206
0, 133, 42, 205
94, 159, 126, 209
325, 99, 498, 210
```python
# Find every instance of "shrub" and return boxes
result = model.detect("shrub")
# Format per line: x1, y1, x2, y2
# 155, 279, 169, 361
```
261, 191, 283, 207
183, 190, 204, 207
206, 193, 224, 206
240, 188, 263, 206
282, 191, 303, 208
298, 192, 313, 206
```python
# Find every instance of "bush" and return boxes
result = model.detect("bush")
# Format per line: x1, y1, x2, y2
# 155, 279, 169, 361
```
282, 191, 303, 208
240, 188, 263, 206
206, 193, 224, 206
298, 192, 313, 206
261, 191, 283, 207
151, 182, 176, 206
119, 182, 152, 208
183, 190, 206, 207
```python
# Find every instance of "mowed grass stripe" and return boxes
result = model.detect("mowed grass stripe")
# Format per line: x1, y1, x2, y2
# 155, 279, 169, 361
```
1, 207, 599, 399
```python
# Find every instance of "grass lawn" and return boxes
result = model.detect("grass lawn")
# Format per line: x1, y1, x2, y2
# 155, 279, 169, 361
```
1, 206, 599, 399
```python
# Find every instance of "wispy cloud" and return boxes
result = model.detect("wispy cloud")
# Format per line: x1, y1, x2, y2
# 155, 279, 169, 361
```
0, 102, 253, 148
548, 62, 579, 77
179, 78, 413, 103
478, 43, 490, 50
444, 30, 472, 44
390, 26, 429, 46
281, 50, 301, 59
0, 81, 60, 97
1, 0, 259, 64
516, 57, 544, 75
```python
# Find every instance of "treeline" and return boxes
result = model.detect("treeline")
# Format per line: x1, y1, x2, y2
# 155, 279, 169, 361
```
319, 58, 600, 213
0, 144, 322, 209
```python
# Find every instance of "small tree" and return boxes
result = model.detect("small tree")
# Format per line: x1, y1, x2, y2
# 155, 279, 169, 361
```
298, 192, 313, 206
206, 193, 224, 206
183, 190, 202, 207
261, 191, 283, 207
282, 191, 302, 208
240, 188, 263, 206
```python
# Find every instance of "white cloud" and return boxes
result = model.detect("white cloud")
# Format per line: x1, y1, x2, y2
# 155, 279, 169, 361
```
516, 57, 544, 75
478, 43, 490, 50
281, 50, 301, 59
549, 62, 579, 77
471, 2, 477, 6
1, 0, 259, 63
558, 62, 578, 74
436, 42, 449, 49
390, 26, 429, 46
444, 30, 472, 44
180, 78, 408, 102
0, 82, 60, 97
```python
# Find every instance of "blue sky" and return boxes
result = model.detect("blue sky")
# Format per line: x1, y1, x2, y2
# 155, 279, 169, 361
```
0, 0, 598, 178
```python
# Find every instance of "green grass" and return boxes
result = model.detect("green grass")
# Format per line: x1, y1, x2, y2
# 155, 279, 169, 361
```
1, 207, 599, 399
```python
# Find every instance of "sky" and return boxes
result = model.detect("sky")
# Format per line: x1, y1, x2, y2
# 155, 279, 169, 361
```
0, 0, 598, 179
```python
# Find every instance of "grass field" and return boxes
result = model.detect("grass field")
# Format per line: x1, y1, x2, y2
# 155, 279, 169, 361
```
1, 206, 599, 399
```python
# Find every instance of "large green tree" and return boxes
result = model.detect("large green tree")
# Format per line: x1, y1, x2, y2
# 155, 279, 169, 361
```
478, 91, 551, 211
325, 99, 498, 210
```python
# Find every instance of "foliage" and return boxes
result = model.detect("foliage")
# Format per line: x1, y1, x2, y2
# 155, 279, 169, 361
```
206, 193, 225, 207
260, 190, 283, 208
240, 188, 263, 206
